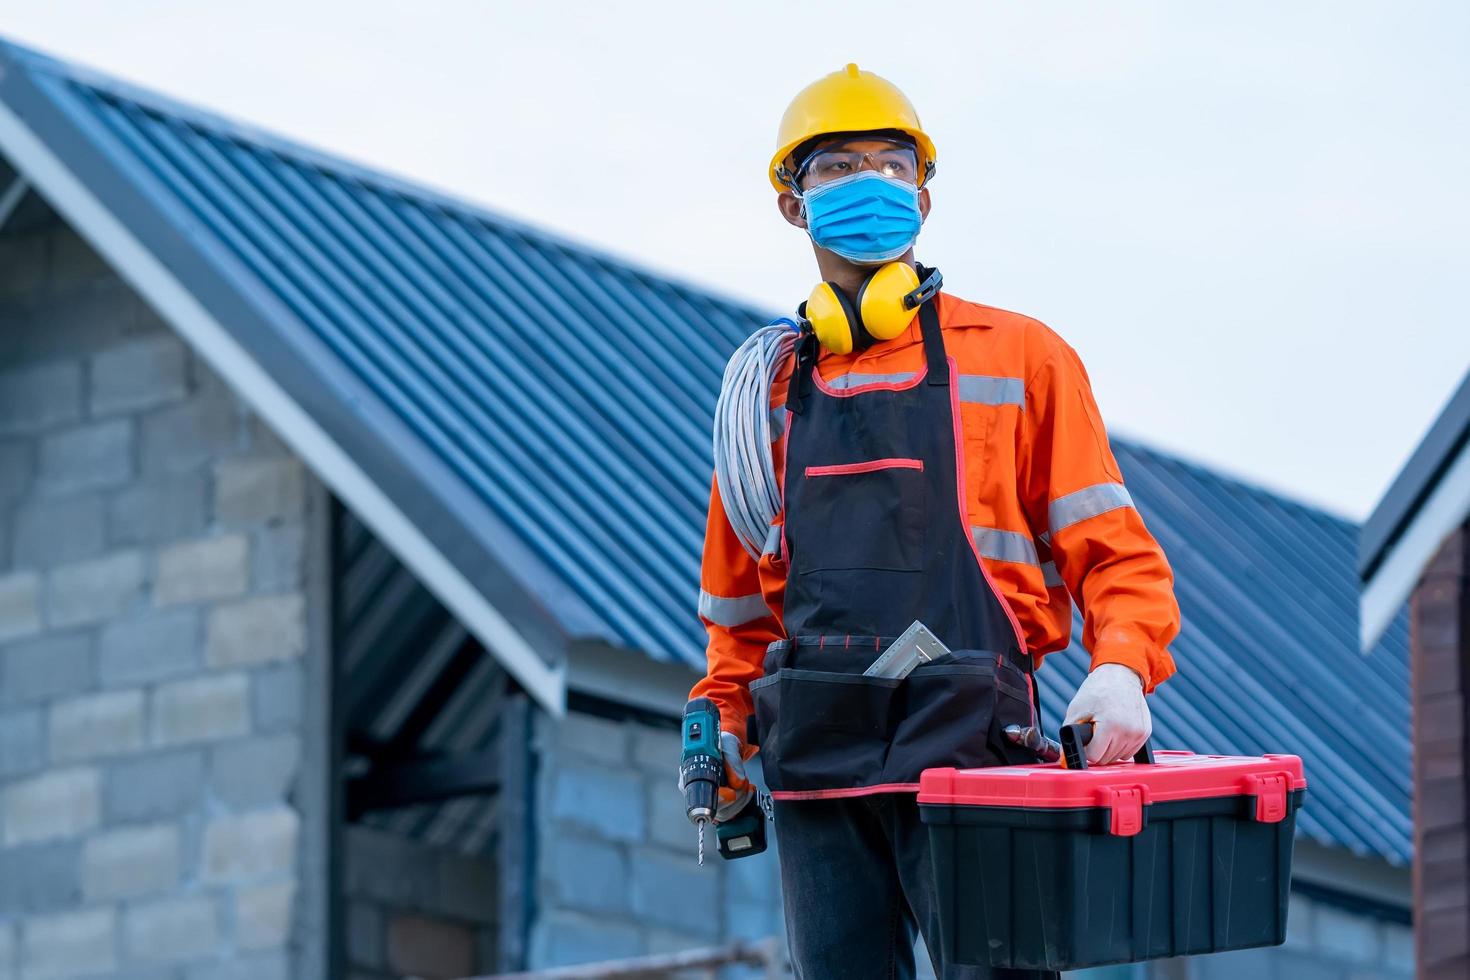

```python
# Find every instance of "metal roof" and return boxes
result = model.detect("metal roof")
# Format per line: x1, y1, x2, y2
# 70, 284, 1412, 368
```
0, 36, 766, 707
0, 38, 1409, 865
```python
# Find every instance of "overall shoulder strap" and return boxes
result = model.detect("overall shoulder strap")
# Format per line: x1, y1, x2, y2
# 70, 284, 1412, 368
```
785, 333, 819, 415
920, 298, 948, 386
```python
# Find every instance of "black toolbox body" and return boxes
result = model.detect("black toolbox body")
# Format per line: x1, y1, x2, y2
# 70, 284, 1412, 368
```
918, 751, 1306, 972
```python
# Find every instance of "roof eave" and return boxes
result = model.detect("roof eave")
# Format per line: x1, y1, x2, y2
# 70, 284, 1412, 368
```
1360, 435, 1470, 650
1360, 369, 1470, 580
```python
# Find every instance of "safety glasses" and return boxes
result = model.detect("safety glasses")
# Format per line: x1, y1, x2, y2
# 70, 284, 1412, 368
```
796, 137, 920, 190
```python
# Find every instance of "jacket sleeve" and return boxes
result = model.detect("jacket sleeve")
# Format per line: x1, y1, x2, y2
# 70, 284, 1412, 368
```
688, 476, 783, 741
1018, 342, 1180, 691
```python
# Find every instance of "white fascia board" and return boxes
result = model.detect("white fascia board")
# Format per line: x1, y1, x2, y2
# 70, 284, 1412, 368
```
0, 98, 565, 715
1361, 438, 1470, 650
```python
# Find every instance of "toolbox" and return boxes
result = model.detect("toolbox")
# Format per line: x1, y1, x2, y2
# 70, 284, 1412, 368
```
917, 742, 1306, 972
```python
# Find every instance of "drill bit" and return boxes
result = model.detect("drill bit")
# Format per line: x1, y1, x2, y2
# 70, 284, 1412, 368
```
696, 817, 707, 866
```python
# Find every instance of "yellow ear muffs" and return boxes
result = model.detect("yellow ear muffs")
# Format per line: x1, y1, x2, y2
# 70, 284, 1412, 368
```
805, 281, 859, 355
855, 262, 922, 341
803, 264, 940, 354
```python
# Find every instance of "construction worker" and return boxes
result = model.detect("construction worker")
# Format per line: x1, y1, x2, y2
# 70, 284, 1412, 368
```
689, 65, 1179, 979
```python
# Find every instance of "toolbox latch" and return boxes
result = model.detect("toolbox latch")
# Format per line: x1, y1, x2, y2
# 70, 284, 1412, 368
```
1104, 786, 1146, 837
1248, 772, 1290, 824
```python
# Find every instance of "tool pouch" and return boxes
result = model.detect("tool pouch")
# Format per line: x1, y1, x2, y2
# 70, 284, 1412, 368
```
751, 638, 1036, 795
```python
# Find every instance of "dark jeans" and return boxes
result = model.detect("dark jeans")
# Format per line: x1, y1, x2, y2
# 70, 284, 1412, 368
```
773, 794, 1057, 980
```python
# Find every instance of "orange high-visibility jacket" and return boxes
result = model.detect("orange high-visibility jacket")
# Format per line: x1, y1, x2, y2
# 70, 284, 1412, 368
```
692, 292, 1180, 740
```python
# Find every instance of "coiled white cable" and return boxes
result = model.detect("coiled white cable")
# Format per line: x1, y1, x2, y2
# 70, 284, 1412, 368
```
713, 318, 802, 559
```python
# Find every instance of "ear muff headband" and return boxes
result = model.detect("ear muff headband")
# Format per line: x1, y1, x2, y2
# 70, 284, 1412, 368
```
803, 264, 944, 354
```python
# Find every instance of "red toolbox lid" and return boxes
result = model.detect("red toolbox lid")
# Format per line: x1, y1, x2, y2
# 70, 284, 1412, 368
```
919, 751, 1305, 812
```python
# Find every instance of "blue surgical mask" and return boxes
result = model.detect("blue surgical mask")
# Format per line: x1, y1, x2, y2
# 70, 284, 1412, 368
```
801, 171, 923, 265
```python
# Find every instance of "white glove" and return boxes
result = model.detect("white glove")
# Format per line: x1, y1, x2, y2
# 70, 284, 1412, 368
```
716, 731, 754, 822
1063, 663, 1151, 766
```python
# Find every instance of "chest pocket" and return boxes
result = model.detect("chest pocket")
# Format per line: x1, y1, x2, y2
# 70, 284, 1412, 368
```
957, 403, 997, 481
790, 458, 928, 575
956, 374, 1024, 500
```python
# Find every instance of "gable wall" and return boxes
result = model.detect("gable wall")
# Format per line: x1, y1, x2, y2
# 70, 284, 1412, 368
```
0, 203, 332, 980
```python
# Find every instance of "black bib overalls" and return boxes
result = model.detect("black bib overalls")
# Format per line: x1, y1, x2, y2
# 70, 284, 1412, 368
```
752, 298, 1040, 797
754, 297, 1055, 980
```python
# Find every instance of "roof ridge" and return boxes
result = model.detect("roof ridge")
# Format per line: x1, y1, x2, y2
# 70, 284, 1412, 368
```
0, 32, 774, 326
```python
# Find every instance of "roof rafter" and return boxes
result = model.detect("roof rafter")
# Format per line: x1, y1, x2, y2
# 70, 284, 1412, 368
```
0, 173, 28, 231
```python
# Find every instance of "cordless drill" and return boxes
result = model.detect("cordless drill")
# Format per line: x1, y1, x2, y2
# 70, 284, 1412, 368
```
680, 697, 768, 864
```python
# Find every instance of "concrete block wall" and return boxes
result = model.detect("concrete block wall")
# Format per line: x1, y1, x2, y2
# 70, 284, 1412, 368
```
343, 826, 498, 980
1134, 892, 1413, 980
0, 212, 328, 978
529, 709, 786, 972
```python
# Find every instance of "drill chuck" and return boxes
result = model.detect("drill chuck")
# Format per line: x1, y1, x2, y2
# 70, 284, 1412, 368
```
682, 756, 720, 823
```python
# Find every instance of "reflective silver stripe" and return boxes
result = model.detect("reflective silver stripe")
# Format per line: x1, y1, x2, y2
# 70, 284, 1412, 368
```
971, 526, 1040, 566
970, 525, 1064, 587
1049, 483, 1134, 536
761, 525, 782, 557
698, 589, 768, 628
957, 375, 1025, 408
769, 406, 787, 439
971, 526, 1063, 588
826, 370, 919, 391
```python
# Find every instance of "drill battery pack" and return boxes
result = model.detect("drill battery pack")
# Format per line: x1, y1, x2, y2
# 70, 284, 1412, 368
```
917, 750, 1306, 972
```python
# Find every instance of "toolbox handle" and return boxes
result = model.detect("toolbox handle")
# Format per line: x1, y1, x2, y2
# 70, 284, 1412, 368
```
1059, 722, 1156, 770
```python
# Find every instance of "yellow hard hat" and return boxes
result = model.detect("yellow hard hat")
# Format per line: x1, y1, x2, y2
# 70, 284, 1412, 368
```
770, 63, 936, 192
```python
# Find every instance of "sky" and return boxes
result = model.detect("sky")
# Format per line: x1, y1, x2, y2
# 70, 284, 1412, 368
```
2, 1, 1466, 519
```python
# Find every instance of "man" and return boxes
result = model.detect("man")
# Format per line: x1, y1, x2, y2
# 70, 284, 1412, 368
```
689, 64, 1180, 979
